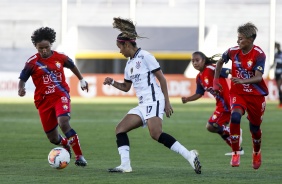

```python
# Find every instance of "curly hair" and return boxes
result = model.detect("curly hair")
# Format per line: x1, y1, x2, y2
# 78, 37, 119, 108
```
192, 51, 221, 65
31, 27, 56, 46
237, 22, 258, 40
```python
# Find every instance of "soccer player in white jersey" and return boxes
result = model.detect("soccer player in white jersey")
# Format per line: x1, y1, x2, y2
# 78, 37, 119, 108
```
103, 17, 201, 174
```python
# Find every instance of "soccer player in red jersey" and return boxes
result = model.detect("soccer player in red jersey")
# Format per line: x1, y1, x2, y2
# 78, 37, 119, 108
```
18, 27, 88, 167
213, 22, 269, 169
182, 51, 244, 155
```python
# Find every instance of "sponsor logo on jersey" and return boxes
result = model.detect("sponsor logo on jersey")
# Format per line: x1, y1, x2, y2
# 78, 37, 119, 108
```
61, 96, 68, 103
212, 114, 217, 120
55, 62, 61, 69
247, 60, 253, 68
63, 104, 68, 110
204, 77, 209, 85
136, 61, 141, 69
257, 66, 263, 71
138, 55, 144, 59
130, 67, 133, 74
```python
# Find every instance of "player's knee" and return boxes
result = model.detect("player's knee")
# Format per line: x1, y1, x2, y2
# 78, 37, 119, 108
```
49, 137, 60, 145
249, 123, 260, 134
206, 122, 218, 133
150, 131, 161, 141
231, 112, 242, 124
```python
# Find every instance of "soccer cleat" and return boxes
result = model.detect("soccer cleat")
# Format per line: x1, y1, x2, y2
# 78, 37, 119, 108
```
63, 144, 72, 158
108, 164, 132, 173
225, 147, 244, 156
75, 155, 87, 167
230, 152, 240, 167
187, 150, 201, 174
252, 150, 261, 170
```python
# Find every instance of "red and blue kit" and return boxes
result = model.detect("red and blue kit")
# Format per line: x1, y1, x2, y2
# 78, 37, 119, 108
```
196, 65, 231, 125
222, 45, 268, 96
19, 51, 75, 132
222, 45, 269, 124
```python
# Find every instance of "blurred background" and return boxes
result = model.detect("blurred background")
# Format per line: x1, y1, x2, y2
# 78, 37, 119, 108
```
0, 0, 281, 100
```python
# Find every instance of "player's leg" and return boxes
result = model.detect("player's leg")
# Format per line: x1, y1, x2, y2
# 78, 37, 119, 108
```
108, 113, 143, 173
38, 100, 68, 148
229, 108, 243, 167
229, 94, 246, 167
146, 117, 201, 174
247, 96, 265, 169
55, 96, 87, 167
206, 111, 232, 147
58, 115, 86, 166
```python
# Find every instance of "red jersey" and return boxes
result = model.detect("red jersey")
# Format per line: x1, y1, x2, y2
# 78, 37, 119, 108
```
222, 45, 268, 96
196, 65, 230, 112
19, 51, 75, 107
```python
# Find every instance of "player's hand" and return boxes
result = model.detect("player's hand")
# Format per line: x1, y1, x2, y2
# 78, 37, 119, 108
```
213, 78, 222, 94
165, 103, 173, 118
103, 77, 114, 85
181, 97, 189, 104
18, 88, 26, 97
80, 79, 88, 92
231, 77, 243, 84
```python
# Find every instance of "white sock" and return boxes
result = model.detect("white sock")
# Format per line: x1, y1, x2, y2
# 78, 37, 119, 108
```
118, 145, 130, 165
170, 141, 191, 160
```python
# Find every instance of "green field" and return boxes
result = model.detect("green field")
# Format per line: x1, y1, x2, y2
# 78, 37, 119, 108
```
0, 97, 281, 184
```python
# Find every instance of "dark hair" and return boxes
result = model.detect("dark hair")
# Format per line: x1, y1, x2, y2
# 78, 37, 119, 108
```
275, 42, 281, 54
31, 27, 56, 46
117, 33, 137, 47
237, 22, 257, 40
192, 51, 221, 65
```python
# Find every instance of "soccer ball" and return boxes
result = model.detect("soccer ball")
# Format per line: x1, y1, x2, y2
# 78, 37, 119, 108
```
48, 147, 70, 169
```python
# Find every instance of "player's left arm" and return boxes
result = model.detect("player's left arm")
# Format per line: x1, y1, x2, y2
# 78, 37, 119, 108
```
154, 69, 173, 118
65, 57, 88, 92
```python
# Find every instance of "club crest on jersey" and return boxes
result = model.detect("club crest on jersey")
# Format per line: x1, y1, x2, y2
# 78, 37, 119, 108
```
247, 60, 253, 68
130, 67, 133, 74
204, 77, 209, 85
136, 61, 141, 69
55, 62, 61, 69
212, 114, 217, 120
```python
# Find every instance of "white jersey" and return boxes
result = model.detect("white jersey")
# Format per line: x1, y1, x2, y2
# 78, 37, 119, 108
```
124, 48, 164, 104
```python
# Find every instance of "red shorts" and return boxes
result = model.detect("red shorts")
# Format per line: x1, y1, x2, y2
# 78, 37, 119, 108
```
208, 107, 231, 126
37, 96, 71, 133
230, 94, 266, 126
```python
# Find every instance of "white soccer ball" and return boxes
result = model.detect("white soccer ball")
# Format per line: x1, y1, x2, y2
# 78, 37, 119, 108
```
48, 147, 70, 169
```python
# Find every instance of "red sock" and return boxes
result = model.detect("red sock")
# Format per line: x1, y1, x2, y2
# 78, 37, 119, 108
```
221, 125, 232, 147
59, 135, 68, 146
230, 123, 241, 152
252, 129, 262, 152
68, 134, 83, 159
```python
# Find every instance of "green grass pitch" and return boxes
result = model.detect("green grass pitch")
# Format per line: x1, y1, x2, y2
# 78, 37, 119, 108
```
0, 97, 281, 184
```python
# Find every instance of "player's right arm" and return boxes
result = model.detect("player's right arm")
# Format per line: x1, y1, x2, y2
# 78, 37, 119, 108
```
182, 93, 202, 104
18, 79, 26, 97
18, 59, 35, 97
103, 77, 132, 92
